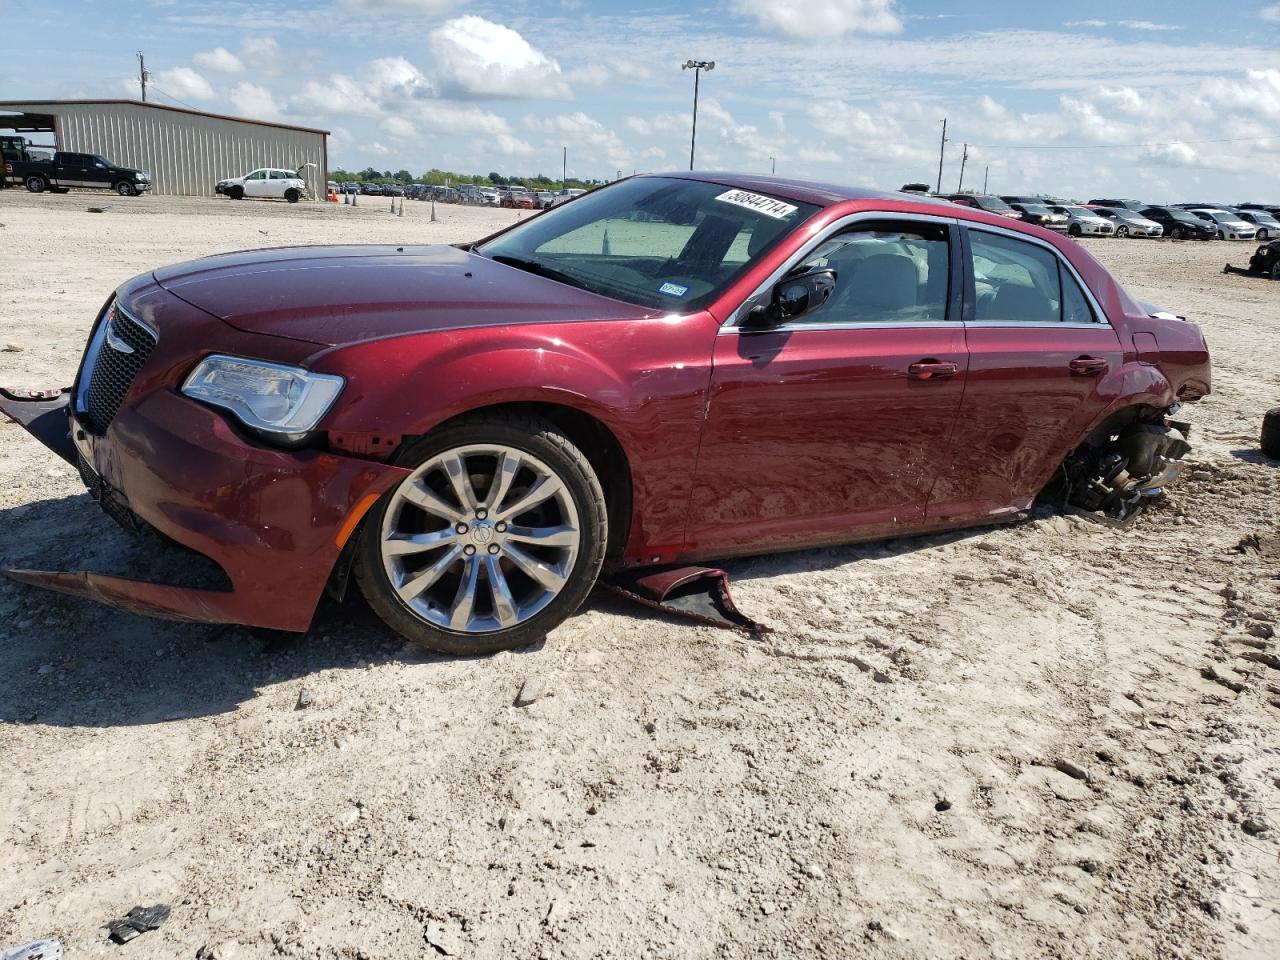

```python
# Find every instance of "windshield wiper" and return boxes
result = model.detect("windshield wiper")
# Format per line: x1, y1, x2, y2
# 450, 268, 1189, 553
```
488, 254, 591, 292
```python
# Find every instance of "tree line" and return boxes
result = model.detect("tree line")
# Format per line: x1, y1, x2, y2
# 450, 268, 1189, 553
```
328, 167, 600, 190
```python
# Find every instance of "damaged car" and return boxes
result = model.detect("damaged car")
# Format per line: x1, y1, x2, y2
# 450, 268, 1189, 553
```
1, 173, 1211, 654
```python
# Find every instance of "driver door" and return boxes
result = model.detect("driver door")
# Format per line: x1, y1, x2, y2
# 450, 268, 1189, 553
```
243, 170, 269, 198
686, 218, 970, 555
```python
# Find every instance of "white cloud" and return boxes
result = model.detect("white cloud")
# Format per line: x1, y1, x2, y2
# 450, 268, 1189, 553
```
228, 81, 283, 120
428, 16, 571, 99
1063, 19, 1179, 31
1265, 4, 1280, 22
153, 66, 216, 102
768, 111, 785, 132
241, 37, 281, 69
733, 0, 903, 39
193, 47, 244, 73
381, 115, 417, 139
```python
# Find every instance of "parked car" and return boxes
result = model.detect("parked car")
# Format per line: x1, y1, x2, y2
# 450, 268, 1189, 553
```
6, 148, 151, 196
1237, 202, 1280, 219
326, 181, 340, 195
1088, 198, 1149, 213
0, 172, 1209, 655
476, 187, 500, 205
944, 194, 1023, 219
1085, 206, 1163, 238
1045, 204, 1114, 237
999, 198, 1068, 232
1139, 206, 1218, 241
550, 187, 587, 207
1233, 209, 1280, 240
502, 187, 538, 209
535, 191, 556, 209
1247, 239, 1280, 278
362, 183, 384, 196
215, 168, 307, 203
1187, 208, 1256, 240
384, 184, 405, 197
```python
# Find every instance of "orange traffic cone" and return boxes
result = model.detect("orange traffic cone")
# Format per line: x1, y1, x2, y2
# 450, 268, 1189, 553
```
327, 189, 338, 202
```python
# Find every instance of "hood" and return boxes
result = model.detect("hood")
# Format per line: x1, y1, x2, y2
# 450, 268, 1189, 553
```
152, 244, 657, 347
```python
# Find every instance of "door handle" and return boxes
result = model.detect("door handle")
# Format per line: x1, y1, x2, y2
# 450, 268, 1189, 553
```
1069, 356, 1109, 375
907, 360, 959, 381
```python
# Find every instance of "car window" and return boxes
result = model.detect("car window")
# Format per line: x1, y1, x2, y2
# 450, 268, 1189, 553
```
246, 170, 266, 181
270, 170, 289, 180
477, 177, 818, 312
60, 153, 85, 169
785, 223, 950, 325
970, 229, 1093, 324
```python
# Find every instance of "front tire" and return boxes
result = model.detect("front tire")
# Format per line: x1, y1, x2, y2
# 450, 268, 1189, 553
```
1270, 261, 1280, 281
1116, 225, 1129, 239
1257, 228, 1270, 241
1068, 223, 1082, 237
1218, 230, 1226, 240
25, 175, 46, 193
1172, 226, 1186, 240
114, 181, 136, 196
1263, 407, 1280, 460
285, 188, 301, 203
230, 186, 244, 200
354, 413, 607, 655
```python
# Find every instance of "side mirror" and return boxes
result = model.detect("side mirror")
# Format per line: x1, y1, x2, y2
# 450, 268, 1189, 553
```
742, 269, 837, 329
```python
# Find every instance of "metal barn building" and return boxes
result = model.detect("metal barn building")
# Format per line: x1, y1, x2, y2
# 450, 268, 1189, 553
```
0, 99, 328, 198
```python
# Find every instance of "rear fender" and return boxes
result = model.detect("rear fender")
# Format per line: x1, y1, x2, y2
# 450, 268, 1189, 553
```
1081, 360, 1175, 437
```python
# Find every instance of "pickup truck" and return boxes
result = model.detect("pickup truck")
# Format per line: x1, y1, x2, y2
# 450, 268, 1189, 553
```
4, 149, 152, 196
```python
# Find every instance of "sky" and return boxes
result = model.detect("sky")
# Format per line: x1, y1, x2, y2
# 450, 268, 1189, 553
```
3, 0, 1280, 201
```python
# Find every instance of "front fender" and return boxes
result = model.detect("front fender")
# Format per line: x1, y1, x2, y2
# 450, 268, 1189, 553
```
314, 315, 719, 558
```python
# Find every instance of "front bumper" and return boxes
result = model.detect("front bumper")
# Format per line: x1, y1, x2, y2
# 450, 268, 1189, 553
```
1, 388, 408, 631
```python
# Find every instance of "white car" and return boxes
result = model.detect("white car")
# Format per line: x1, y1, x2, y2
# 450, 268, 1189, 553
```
1233, 209, 1280, 241
550, 188, 587, 208
1188, 208, 1256, 240
1087, 206, 1163, 238
1047, 204, 1114, 238
215, 167, 307, 203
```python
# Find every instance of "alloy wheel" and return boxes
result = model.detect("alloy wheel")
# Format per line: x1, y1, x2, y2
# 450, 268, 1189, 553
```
378, 444, 581, 634
1117, 226, 1129, 238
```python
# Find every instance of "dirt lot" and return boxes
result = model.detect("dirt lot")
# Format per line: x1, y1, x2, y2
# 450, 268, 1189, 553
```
1, 191, 1278, 960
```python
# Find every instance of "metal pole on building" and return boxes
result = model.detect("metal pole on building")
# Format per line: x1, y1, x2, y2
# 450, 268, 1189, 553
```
137, 52, 149, 102
956, 143, 969, 193
682, 60, 715, 170
935, 118, 948, 194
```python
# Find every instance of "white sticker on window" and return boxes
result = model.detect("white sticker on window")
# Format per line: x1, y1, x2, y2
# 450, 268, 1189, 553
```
715, 189, 799, 220
658, 281, 689, 297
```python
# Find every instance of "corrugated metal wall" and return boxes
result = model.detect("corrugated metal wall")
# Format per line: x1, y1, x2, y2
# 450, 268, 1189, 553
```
3, 102, 326, 198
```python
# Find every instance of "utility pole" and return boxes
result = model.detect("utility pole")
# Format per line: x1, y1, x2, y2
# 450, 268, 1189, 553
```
136, 51, 149, 102
983, 165, 989, 194
768, 156, 776, 174
682, 60, 715, 170
956, 143, 969, 192
562, 146, 567, 190
935, 118, 948, 193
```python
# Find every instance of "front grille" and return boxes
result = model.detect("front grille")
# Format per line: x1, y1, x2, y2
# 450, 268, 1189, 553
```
83, 303, 156, 434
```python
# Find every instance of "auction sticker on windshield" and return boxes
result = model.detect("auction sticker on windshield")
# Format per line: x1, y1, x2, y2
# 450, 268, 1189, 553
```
715, 189, 799, 220
659, 282, 689, 297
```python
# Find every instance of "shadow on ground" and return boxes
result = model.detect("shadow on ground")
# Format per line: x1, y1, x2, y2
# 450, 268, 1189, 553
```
0, 492, 995, 729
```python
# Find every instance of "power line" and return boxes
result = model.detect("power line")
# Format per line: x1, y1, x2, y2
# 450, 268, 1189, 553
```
149, 86, 201, 111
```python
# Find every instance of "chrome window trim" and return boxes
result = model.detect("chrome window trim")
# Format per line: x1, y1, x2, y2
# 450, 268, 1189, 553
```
721, 210, 961, 334
964, 222, 1112, 328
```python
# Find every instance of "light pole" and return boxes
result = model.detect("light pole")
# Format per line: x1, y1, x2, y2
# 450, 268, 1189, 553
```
768, 156, 776, 174
682, 59, 714, 171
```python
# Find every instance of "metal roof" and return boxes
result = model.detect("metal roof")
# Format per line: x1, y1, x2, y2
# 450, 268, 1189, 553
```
0, 99, 329, 136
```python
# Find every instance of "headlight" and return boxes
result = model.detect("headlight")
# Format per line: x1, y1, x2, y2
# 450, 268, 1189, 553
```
181, 355, 344, 445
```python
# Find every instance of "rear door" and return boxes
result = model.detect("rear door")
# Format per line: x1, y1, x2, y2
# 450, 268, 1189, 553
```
929, 225, 1124, 524
267, 170, 291, 197
688, 216, 970, 555
54, 152, 85, 187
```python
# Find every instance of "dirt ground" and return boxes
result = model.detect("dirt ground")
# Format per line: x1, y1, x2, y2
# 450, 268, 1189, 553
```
1, 190, 1277, 960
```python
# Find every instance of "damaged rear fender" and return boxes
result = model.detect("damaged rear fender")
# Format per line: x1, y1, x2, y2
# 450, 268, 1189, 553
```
1079, 361, 1178, 439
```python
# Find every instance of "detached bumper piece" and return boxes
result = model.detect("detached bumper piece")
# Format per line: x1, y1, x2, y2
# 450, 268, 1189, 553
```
0, 388, 76, 464
603, 566, 770, 635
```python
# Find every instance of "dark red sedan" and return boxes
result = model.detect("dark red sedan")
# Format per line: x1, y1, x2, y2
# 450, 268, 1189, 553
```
1, 173, 1210, 654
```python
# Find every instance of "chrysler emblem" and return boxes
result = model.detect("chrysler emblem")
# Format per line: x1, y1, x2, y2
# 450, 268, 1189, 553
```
104, 312, 134, 354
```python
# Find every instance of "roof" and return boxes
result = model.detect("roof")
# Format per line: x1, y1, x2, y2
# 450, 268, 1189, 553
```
0, 99, 328, 136
658, 171, 917, 208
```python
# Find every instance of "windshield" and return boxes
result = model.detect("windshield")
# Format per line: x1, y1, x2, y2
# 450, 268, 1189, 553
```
476, 177, 818, 312
974, 195, 1014, 212
1066, 206, 1099, 218
1018, 203, 1052, 216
